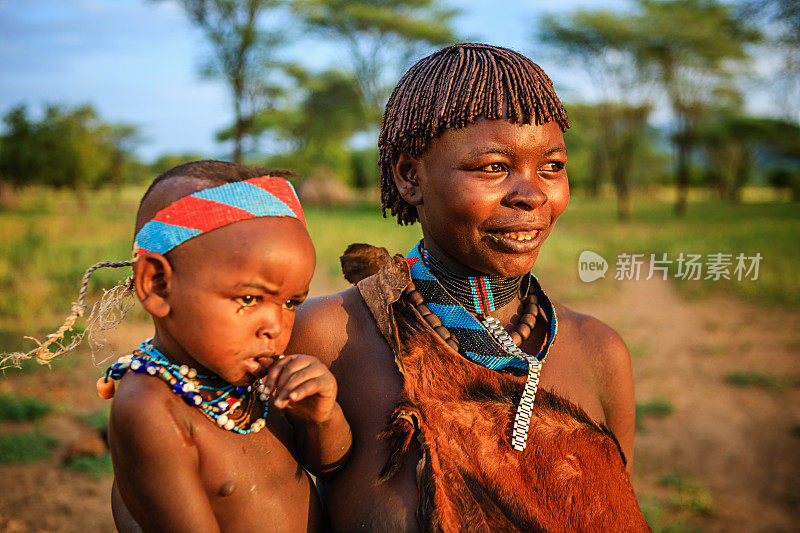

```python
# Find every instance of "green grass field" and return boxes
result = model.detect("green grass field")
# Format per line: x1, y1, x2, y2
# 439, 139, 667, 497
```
0, 185, 797, 353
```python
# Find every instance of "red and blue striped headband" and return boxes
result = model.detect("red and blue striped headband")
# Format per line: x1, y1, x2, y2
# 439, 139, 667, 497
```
133, 176, 306, 257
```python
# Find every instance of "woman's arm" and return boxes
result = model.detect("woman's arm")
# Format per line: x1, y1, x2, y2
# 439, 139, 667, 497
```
590, 320, 637, 471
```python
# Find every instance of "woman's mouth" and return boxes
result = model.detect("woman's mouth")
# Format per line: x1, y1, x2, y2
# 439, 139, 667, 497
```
486, 229, 543, 252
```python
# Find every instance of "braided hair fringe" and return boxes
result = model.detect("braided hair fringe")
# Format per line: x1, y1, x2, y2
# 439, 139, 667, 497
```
379, 43, 570, 225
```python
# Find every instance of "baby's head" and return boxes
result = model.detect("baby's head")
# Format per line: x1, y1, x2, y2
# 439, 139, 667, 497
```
132, 160, 315, 386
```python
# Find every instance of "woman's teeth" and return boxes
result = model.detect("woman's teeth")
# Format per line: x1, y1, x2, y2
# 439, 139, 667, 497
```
498, 231, 535, 241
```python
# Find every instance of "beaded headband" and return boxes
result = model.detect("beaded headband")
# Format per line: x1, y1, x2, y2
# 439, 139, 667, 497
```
133, 176, 305, 257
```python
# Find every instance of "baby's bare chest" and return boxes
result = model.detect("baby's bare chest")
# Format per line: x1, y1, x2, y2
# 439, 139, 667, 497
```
190, 409, 322, 531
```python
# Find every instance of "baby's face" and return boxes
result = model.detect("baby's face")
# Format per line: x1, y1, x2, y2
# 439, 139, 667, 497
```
158, 216, 315, 386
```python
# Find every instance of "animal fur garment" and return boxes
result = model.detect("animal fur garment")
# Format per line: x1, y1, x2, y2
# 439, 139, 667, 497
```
345, 244, 650, 533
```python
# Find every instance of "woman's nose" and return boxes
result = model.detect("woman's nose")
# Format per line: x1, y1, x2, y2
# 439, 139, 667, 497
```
502, 172, 548, 211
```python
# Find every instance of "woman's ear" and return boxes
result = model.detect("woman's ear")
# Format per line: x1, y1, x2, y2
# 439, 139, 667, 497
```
392, 152, 423, 206
133, 252, 172, 318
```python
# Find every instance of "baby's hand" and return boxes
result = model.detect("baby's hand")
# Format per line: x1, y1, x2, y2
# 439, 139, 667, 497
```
261, 355, 338, 424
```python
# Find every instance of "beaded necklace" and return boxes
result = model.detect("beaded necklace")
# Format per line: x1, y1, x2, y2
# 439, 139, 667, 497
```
103, 340, 268, 434
405, 241, 558, 450
424, 249, 523, 314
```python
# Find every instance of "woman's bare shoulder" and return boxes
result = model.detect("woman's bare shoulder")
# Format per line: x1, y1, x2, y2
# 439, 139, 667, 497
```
288, 286, 376, 366
553, 301, 630, 371
553, 301, 636, 463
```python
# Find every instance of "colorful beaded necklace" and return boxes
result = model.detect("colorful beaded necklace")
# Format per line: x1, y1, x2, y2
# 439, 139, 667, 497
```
423, 248, 523, 314
103, 340, 268, 434
405, 241, 558, 451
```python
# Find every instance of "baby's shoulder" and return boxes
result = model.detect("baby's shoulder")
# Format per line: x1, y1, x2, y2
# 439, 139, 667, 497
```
110, 374, 193, 444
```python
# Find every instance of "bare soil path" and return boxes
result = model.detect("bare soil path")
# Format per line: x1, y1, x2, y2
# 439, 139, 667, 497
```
578, 276, 800, 532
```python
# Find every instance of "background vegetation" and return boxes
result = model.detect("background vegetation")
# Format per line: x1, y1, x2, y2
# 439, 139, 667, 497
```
1, 0, 798, 211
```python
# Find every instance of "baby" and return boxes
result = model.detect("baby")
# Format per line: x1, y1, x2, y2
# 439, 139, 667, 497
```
12, 160, 351, 531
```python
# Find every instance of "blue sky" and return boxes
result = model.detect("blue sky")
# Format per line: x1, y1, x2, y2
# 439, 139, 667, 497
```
3, 0, 762, 161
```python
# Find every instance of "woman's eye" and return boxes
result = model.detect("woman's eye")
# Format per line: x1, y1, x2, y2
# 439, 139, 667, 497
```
540, 161, 565, 173
478, 162, 507, 173
235, 295, 259, 307
283, 300, 300, 310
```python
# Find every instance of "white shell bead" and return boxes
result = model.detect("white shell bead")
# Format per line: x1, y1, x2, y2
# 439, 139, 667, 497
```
178, 365, 189, 376
224, 419, 235, 431
187, 368, 197, 379
217, 414, 228, 426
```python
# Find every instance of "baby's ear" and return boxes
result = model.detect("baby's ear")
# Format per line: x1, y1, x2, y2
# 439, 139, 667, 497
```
133, 252, 172, 318
392, 152, 423, 206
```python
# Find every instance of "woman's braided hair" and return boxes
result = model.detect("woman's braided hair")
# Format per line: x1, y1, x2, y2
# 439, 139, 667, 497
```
378, 43, 570, 225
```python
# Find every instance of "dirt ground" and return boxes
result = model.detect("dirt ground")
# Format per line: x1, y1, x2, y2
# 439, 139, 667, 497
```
579, 276, 800, 532
0, 275, 798, 532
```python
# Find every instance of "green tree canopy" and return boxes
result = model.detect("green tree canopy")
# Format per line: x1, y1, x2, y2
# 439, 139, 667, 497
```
166, 0, 291, 162
0, 104, 141, 204
632, 0, 761, 213
292, 0, 459, 124
544, 0, 761, 215
542, 10, 655, 219
236, 69, 367, 182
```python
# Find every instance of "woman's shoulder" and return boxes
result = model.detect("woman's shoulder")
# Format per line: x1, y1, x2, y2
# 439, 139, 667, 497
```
288, 286, 378, 366
290, 245, 410, 365
551, 301, 635, 451
551, 301, 632, 390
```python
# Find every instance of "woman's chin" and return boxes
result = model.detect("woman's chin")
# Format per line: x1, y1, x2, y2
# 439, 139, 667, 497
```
480, 249, 541, 278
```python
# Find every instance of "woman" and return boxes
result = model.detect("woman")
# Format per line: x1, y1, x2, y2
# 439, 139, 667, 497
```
289, 43, 648, 531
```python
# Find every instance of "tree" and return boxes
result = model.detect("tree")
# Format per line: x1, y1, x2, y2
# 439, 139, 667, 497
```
546, 1, 761, 215
292, 0, 459, 125
0, 105, 37, 206
166, 0, 288, 162
102, 124, 142, 191
738, 0, 800, 122
630, 0, 760, 214
36, 105, 115, 205
542, 10, 654, 220
0, 103, 140, 207
239, 69, 367, 182
698, 113, 800, 201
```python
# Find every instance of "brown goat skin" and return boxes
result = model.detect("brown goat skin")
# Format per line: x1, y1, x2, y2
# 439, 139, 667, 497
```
351, 247, 651, 533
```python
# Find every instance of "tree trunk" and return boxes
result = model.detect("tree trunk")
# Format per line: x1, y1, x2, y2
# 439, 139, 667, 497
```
675, 138, 690, 216
233, 114, 244, 164
589, 148, 604, 198
612, 158, 632, 221
728, 151, 752, 203
233, 78, 245, 163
